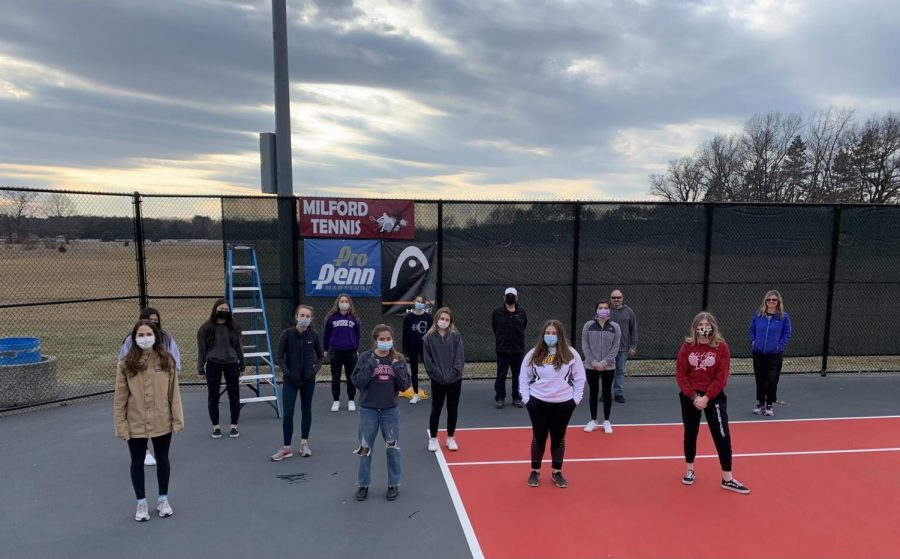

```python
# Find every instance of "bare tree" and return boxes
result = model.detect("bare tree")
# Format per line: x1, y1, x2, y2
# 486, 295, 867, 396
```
806, 106, 855, 202
649, 156, 705, 202
697, 134, 744, 201
741, 111, 803, 201
43, 192, 77, 242
848, 112, 900, 203
1, 189, 39, 241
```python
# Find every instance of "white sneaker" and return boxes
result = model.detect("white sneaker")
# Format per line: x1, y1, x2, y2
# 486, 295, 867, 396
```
602, 420, 613, 434
410, 394, 420, 404
331, 401, 340, 412
427, 437, 438, 452
299, 442, 312, 457
446, 437, 459, 451
134, 501, 150, 522
144, 453, 157, 466
157, 497, 173, 518
584, 420, 599, 432
348, 401, 357, 412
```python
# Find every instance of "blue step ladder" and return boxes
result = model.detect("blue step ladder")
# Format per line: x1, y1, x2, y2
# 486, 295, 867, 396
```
225, 244, 282, 418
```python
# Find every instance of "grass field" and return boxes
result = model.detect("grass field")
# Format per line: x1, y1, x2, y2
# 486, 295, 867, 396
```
2, 242, 898, 410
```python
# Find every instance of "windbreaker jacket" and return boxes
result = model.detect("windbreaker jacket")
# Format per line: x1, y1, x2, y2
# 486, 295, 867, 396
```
749, 312, 792, 354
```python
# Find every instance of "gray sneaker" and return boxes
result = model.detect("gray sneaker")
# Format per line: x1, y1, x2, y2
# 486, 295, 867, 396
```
157, 498, 173, 518
134, 501, 150, 522
299, 443, 312, 457
764, 405, 775, 417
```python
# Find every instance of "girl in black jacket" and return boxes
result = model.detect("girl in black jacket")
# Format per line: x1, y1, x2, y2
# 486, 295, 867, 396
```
197, 298, 244, 439
272, 305, 324, 460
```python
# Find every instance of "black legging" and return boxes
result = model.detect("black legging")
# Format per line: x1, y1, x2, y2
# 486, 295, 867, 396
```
408, 344, 423, 393
526, 397, 576, 470
586, 369, 615, 421
429, 379, 462, 437
752, 352, 783, 405
206, 361, 241, 425
330, 349, 358, 401
127, 433, 172, 500
680, 391, 732, 471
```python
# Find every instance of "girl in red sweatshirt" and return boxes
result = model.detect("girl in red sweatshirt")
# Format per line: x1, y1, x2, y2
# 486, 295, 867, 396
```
675, 312, 749, 494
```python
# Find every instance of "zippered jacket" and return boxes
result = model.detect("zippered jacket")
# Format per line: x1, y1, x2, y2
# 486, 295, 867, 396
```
749, 312, 792, 354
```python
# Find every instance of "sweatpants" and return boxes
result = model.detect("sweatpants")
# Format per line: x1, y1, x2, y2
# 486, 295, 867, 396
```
127, 433, 172, 500
586, 369, 615, 421
429, 379, 462, 437
526, 397, 576, 470
330, 349, 358, 401
495, 352, 524, 401
282, 377, 315, 445
752, 352, 784, 405
680, 391, 732, 471
206, 361, 241, 425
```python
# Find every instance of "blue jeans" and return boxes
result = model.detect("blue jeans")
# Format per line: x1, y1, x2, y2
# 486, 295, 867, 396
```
355, 406, 401, 487
282, 378, 315, 445
614, 351, 628, 397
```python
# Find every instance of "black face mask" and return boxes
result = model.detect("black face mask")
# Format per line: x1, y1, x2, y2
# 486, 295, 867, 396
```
505, 295, 517, 305
216, 310, 230, 320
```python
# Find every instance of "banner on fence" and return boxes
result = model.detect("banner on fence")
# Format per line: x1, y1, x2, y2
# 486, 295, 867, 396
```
304, 239, 381, 297
381, 242, 437, 315
299, 197, 415, 239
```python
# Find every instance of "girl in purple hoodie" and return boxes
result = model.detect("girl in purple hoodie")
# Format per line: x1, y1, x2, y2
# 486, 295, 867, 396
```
323, 293, 362, 412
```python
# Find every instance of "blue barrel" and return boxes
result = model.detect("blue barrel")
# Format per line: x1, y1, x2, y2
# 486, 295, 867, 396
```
0, 337, 41, 365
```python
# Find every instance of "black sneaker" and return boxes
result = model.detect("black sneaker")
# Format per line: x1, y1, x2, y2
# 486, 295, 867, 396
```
722, 478, 750, 494
527, 471, 540, 487
495, 399, 505, 409
386, 486, 399, 501
512, 399, 524, 408
614, 395, 626, 404
682, 469, 695, 485
355, 486, 368, 501
211, 428, 222, 439
551, 471, 568, 488
229, 427, 240, 438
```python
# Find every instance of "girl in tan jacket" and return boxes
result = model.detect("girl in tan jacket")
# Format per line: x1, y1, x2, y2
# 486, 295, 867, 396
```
115, 319, 184, 521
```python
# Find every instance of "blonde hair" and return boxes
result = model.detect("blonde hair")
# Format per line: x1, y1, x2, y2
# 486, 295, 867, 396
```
685, 311, 725, 347
757, 290, 785, 319
426, 307, 458, 336
528, 319, 575, 370
371, 324, 401, 361
325, 293, 359, 326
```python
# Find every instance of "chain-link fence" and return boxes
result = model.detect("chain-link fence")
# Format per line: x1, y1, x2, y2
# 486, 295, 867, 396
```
3, 186, 899, 414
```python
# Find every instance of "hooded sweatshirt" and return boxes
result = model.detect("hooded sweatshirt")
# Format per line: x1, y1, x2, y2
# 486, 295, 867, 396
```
518, 348, 586, 405
350, 350, 410, 409
422, 330, 465, 385
675, 340, 731, 400
323, 312, 361, 352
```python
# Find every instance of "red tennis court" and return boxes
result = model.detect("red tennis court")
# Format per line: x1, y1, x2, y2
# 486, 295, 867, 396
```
435, 416, 900, 559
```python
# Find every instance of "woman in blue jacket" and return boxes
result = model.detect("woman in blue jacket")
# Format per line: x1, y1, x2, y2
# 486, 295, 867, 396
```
749, 290, 792, 417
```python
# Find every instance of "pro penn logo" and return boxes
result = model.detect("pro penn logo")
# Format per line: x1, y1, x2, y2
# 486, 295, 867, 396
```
312, 245, 377, 290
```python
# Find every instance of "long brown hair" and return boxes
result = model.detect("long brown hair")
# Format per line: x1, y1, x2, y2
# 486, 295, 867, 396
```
426, 307, 458, 336
325, 293, 359, 324
685, 311, 725, 347
371, 324, 402, 362
123, 320, 174, 377
528, 319, 574, 370
757, 290, 785, 319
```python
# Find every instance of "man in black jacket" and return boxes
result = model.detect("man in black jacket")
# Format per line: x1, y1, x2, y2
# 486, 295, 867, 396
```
271, 305, 324, 461
492, 287, 528, 408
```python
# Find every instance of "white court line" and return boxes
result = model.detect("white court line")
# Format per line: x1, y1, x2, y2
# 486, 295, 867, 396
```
431, 430, 484, 559
450, 414, 900, 431
445, 447, 900, 467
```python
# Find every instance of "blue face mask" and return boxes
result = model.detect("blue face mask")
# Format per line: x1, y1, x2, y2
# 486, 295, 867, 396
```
377, 340, 393, 352
544, 334, 558, 347
297, 317, 311, 327
414, 302, 426, 310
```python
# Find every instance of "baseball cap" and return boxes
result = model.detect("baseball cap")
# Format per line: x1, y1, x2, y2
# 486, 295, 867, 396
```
504, 287, 518, 296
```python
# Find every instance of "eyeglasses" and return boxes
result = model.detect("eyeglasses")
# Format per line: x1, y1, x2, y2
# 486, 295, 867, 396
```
766, 298, 779, 302
611, 296, 623, 299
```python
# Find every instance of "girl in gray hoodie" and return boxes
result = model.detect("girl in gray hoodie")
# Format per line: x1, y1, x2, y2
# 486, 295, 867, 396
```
423, 307, 465, 452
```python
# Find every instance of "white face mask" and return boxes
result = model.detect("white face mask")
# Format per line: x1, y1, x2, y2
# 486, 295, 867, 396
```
136, 336, 155, 350
338, 302, 350, 312
437, 319, 450, 330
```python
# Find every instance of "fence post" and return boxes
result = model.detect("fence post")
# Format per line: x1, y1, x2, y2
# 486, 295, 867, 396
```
436, 201, 444, 308
701, 203, 714, 310
220, 197, 228, 293
570, 203, 581, 338
131, 191, 149, 310
820, 205, 842, 376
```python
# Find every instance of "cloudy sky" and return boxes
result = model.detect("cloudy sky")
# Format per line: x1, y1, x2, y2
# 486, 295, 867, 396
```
1, 0, 898, 200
